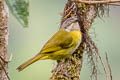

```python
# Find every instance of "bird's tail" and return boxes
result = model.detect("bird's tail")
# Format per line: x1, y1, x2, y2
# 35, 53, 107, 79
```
17, 54, 48, 72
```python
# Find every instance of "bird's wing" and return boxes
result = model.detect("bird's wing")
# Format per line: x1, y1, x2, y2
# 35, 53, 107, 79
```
40, 29, 73, 54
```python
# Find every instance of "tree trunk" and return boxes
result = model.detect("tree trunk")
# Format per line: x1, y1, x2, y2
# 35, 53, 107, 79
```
0, 0, 9, 80
50, 0, 97, 80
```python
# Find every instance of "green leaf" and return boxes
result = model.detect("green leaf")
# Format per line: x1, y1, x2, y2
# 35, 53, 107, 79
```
6, 0, 29, 27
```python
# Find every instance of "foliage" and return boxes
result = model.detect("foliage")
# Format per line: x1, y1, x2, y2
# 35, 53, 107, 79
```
5, 0, 29, 27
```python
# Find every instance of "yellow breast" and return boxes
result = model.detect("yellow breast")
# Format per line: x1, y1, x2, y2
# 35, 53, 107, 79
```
69, 30, 82, 42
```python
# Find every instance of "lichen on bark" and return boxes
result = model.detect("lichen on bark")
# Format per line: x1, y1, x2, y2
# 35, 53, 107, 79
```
0, 0, 9, 80
50, 0, 101, 80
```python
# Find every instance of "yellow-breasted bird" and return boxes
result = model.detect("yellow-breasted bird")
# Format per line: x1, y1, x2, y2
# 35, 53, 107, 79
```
17, 17, 82, 71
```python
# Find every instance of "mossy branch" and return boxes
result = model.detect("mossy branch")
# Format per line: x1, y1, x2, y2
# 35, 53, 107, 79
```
72, 0, 120, 4
50, 0, 98, 80
0, 0, 9, 80
50, 0, 118, 79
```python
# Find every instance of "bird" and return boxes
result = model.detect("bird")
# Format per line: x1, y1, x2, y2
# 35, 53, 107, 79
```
17, 16, 82, 71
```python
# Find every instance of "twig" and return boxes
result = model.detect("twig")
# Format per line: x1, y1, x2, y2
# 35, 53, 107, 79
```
109, 3, 120, 6
72, 0, 120, 4
0, 54, 13, 63
0, 54, 13, 80
97, 52, 108, 80
105, 52, 112, 80
0, 60, 10, 80
87, 36, 108, 80
9, 54, 13, 62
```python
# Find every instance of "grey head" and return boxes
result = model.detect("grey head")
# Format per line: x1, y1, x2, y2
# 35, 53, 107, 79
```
60, 16, 80, 31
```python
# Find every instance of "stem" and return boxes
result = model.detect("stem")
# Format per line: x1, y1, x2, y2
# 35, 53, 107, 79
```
72, 0, 120, 4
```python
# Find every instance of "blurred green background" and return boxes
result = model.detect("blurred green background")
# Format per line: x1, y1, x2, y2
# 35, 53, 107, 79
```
8, 0, 120, 80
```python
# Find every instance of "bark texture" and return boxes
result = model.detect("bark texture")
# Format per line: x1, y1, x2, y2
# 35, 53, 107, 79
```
50, 0, 97, 80
0, 0, 9, 80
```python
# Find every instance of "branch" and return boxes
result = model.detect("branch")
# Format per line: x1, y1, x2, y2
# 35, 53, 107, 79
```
50, 0, 98, 80
0, 0, 9, 80
105, 53, 112, 80
0, 54, 13, 63
72, 0, 120, 4
50, 0, 113, 80
0, 61, 10, 80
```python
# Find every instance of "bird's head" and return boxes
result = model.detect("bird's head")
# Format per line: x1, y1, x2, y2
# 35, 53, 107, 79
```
60, 16, 80, 32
